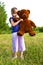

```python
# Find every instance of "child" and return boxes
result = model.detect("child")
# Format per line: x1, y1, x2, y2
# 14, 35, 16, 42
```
9, 7, 26, 59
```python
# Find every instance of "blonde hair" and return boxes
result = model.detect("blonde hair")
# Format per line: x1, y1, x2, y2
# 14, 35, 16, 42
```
11, 7, 17, 14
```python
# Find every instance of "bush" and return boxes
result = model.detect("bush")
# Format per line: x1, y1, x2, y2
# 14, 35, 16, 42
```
39, 27, 43, 32
0, 27, 12, 34
34, 27, 43, 32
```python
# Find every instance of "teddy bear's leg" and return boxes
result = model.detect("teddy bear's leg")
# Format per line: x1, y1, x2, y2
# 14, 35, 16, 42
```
28, 28, 36, 36
17, 30, 25, 36
29, 31, 36, 36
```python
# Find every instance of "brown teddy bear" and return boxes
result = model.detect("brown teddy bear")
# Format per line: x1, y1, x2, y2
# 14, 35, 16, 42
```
17, 9, 36, 36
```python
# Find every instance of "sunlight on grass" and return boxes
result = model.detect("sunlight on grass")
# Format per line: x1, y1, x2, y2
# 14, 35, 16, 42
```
0, 33, 43, 65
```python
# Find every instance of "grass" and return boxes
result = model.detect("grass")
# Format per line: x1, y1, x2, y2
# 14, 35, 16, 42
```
0, 33, 43, 65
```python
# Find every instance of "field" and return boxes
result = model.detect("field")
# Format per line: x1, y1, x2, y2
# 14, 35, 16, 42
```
0, 33, 43, 65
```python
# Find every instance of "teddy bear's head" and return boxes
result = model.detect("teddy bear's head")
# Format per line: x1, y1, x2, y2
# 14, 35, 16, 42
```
17, 9, 30, 20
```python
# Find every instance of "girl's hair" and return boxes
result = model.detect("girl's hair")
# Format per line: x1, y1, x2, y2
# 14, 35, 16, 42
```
11, 7, 17, 14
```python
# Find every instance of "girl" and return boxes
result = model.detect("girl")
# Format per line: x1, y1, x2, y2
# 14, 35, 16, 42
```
9, 7, 26, 60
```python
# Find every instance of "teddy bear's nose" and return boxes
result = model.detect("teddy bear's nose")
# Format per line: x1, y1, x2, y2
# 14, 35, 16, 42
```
22, 13, 27, 18
23, 13, 26, 16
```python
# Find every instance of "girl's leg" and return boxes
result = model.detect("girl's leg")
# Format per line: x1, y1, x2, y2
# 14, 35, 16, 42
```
12, 32, 18, 57
18, 36, 26, 58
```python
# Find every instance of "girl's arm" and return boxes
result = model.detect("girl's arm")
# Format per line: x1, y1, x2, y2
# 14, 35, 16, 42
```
10, 19, 23, 26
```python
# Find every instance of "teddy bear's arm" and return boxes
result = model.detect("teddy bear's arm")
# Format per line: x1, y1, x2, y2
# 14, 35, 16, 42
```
30, 20, 36, 28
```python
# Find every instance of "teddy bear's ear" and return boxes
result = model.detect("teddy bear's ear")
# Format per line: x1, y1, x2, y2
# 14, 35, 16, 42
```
27, 10, 30, 14
17, 11, 21, 15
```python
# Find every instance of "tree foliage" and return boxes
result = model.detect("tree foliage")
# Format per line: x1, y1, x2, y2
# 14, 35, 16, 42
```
0, 2, 7, 28
0, 2, 11, 34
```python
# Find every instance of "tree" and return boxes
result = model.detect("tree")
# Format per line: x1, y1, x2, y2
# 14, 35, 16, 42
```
0, 2, 11, 34
0, 2, 7, 29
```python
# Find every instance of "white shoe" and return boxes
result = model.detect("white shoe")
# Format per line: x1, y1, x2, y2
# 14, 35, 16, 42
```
20, 56, 24, 60
12, 56, 17, 60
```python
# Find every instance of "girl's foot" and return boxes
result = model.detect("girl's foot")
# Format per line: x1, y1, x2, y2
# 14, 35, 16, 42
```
12, 52, 17, 60
20, 51, 24, 60
20, 55, 24, 60
12, 55, 17, 60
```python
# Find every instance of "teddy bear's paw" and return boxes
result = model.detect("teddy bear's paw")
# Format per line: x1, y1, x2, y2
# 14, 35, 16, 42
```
29, 32, 36, 36
30, 34, 36, 36
17, 33, 23, 36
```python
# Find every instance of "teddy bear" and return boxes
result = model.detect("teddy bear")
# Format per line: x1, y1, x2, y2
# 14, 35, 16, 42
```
17, 9, 36, 36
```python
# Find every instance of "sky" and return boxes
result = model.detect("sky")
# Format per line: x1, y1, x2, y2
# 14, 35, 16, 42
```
0, 0, 43, 27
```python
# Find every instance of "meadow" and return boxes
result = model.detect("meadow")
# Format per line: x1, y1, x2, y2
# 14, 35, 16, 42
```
0, 33, 43, 65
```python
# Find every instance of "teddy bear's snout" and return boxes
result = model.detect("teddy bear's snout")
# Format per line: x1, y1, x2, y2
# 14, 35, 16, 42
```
22, 13, 27, 18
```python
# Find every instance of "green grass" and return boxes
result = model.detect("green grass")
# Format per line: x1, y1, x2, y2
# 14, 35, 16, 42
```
0, 33, 43, 65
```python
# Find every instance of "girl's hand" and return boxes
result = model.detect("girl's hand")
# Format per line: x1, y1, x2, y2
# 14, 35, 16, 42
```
19, 19, 23, 21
